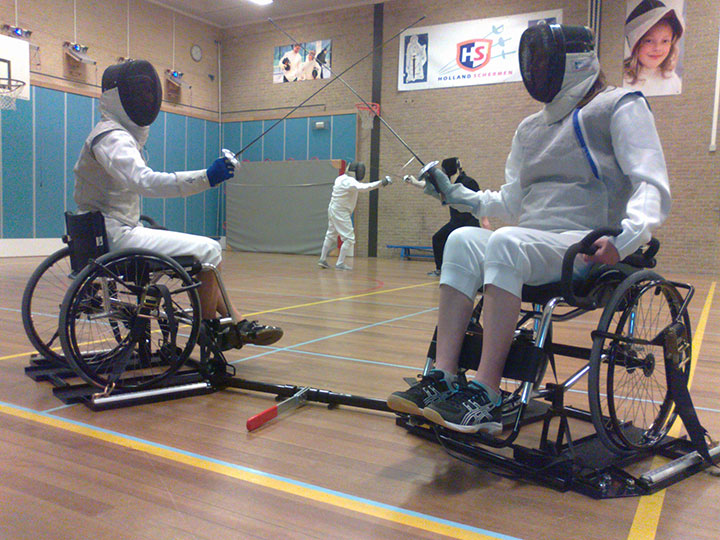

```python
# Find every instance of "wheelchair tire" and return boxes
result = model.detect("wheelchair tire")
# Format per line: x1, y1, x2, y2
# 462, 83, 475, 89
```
59, 249, 201, 390
21, 246, 73, 364
588, 269, 691, 454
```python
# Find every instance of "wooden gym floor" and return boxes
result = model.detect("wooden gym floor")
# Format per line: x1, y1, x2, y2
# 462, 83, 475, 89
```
1, 251, 718, 540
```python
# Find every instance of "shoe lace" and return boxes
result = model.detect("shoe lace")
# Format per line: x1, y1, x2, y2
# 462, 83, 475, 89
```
451, 383, 489, 406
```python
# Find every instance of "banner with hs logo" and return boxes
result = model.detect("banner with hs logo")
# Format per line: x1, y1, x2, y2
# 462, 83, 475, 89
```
397, 9, 562, 91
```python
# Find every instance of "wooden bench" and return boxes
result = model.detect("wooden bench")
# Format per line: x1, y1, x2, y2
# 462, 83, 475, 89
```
386, 245, 434, 260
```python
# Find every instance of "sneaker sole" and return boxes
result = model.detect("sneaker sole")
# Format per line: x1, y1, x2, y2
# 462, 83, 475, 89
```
422, 408, 502, 435
242, 329, 283, 346
386, 395, 423, 416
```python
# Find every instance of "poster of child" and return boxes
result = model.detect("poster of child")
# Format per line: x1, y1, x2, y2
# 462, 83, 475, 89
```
623, 0, 685, 97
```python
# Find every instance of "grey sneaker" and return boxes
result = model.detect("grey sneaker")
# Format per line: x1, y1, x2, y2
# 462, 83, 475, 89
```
387, 369, 456, 415
236, 319, 283, 346
423, 380, 502, 434
427, 269, 441, 276
317, 259, 330, 269
335, 263, 352, 271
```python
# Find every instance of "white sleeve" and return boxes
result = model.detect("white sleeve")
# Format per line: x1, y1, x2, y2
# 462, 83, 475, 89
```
93, 131, 210, 198
350, 178, 382, 191
472, 130, 524, 221
609, 95, 671, 259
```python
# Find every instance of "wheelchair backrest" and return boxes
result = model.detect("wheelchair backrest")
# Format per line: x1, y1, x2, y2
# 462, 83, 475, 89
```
63, 211, 109, 274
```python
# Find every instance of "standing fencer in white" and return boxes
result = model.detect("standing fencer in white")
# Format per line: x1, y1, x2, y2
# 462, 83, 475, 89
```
73, 59, 283, 348
318, 161, 392, 270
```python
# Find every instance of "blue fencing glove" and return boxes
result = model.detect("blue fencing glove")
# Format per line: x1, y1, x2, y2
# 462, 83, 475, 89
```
207, 156, 234, 187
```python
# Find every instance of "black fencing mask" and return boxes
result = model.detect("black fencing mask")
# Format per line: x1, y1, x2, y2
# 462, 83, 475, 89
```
347, 161, 366, 181
519, 23, 594, 103
102, 60, 162, 127
441, 157, 459, 177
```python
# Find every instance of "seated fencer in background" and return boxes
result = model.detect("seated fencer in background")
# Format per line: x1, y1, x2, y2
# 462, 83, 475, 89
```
387, 22, 671, 434
73, 59, 283, 348
318, 161, 392, 271
404, 157, 489, 276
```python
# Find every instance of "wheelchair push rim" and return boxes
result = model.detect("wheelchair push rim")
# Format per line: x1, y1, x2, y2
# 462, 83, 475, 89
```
21, 246, 73, 365
58, 249, 201, 391
588, 269, 691, 454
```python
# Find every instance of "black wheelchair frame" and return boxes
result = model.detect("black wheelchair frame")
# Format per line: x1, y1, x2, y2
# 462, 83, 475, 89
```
395, 228, 719, 498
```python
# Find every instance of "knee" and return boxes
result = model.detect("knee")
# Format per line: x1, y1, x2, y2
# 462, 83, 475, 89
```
198, 238, 223, 268
485, 228, 522, 262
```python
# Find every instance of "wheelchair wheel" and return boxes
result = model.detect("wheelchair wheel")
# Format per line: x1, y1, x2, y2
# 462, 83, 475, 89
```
59, 249, 201, 390
21, 247, 73, 364
588, 270, 691, 454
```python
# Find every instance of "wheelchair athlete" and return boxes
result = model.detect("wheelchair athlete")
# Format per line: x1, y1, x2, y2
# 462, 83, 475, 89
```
387, 23, 671, 434
73, 59, 282, 349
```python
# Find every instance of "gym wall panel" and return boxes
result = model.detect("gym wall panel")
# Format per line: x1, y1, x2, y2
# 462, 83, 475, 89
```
285, 117, 309, 161
204, 121, 222, 237
241, 121, 263, 162
1, 96, 33, 239
65, 92, 95, 213
34, 87, 66, 238
186, 117, 206, 236
164, 113, 187, 233
261, 119, 285, 161
308, 116, 331, 160
331, 114, 356, 161
142, 112, 167, 225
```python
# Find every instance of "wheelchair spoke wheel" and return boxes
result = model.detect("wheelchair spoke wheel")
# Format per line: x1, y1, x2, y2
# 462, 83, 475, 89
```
589, 270, 691, 454
21, 247, 73, 364
59, 250, 201, 390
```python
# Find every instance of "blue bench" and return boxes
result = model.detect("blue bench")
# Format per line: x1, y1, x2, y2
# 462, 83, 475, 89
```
386, 245, 434, 260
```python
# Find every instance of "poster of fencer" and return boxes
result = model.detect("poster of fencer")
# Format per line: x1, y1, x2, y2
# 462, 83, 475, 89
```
273, 40, 332, 83
623, 0, 685, 96
397, 9, 562, 92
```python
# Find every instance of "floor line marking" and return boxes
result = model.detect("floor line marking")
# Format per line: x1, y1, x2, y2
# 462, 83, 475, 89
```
626, 281, 715, 540
1, 282, 437, 361
243, 281, 437, 316
0, 400, 519, 540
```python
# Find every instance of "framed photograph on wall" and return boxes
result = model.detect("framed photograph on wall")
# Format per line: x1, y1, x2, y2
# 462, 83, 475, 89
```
623, 0, 686, 96
274, 40, 332, 83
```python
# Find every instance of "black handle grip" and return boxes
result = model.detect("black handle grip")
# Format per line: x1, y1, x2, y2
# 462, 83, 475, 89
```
560, 227, 622, 309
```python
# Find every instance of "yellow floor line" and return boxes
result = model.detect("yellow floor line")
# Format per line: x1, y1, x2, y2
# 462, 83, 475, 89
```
2, 281, 437, 361
243, 281, 436, 316
626, 282, 715, 540
0, 402, 505, 540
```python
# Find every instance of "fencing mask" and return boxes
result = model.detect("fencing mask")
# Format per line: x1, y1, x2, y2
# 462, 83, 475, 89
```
441, 157, 459, 177
347, 161, 366, 181
519, 23, 596, 104
102, 60, 162, 127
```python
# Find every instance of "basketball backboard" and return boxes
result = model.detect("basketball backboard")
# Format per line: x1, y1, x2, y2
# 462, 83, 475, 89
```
0, 34, 30, 100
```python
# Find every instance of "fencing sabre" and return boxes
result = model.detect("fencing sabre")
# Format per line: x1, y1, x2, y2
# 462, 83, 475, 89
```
267, 18, 428, 169
221, 15, 426, 169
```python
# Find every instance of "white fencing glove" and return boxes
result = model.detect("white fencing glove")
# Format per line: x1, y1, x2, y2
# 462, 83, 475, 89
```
381, 175, 393, 186
421, 164, 480, 213
403, 174, 425, 189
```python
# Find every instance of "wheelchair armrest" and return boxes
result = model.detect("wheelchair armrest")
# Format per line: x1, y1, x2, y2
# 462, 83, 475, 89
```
140, 214, 167, 230
560, 227, 623, 310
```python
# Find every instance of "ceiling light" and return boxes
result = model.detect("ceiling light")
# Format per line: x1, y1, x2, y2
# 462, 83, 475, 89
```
247, 0, 273, 5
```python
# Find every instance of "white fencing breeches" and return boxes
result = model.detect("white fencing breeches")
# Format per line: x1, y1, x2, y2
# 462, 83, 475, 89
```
106, 218, 223, 268
320, 207, 355, 265
439, 226, 591, 300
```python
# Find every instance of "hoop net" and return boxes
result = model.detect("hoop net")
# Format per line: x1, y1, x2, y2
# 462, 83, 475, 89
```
0, 79, 26, 111
356, 102, 380, 130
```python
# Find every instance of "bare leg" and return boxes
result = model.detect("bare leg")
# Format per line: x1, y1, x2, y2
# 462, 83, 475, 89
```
434, 284, 474, 374
197, 263, 240, 320
474, 284, 521, 393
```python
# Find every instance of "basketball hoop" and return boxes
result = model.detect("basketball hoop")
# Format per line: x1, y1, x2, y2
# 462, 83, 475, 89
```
355, 102, 380, 130
0, 78, 26, 111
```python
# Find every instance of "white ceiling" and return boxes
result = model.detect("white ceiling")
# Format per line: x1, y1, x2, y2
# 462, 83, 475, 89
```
149, 0, 383, 29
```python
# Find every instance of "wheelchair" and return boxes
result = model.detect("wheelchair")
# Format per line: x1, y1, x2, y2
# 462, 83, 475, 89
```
22, 211, 241, 394
396, 227, 718, 497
